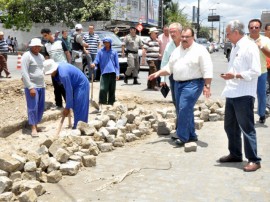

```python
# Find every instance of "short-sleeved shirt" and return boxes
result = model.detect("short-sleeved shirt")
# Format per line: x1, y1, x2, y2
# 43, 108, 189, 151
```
143, 38, 160, 61
248, 35, 270, 73
0, 39, 9, 53
44, 39, 68, 63
123, 34, 143, 52
83, 33, 100, 55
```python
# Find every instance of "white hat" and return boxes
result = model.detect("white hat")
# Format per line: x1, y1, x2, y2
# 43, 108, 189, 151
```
29, 38, 43, 47
149, 27, 159, 34
0, 31, 4, 35
43, 59, 58, 75
75, 24, 83, 30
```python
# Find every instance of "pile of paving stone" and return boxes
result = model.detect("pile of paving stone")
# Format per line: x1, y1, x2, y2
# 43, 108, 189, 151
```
0, 99, 224, 201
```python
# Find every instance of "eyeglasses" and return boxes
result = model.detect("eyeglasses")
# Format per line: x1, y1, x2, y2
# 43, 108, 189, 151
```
181, 35, 192, 39
249, 26, 260, 30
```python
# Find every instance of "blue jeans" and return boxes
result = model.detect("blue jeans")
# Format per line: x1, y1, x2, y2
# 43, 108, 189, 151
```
224, 96, 261, 163
169, 74, 176, 107
257, 72, 267, 117
86, 53, 97, 80
175, 78, 204, 142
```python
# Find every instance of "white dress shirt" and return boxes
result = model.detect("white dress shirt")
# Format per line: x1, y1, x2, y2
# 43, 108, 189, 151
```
221, 36, 261, 98
164, 42, 213, 81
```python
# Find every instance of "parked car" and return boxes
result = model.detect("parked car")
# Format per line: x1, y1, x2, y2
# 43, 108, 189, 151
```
212, 42, 219, 52
70, 30, 128, 80
196, 38, 213, 53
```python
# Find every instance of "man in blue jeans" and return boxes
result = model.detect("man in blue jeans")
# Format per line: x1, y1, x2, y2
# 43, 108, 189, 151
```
148, 27, 213, 144
220, 20, 262, 172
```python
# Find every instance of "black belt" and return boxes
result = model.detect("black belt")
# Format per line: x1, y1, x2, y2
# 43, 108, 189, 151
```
176, 78, 203, 83
126, 50, 138, 54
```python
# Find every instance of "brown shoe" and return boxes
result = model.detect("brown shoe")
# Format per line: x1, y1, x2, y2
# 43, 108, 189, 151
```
219, 154, 243, 163
243, 162, 261, 172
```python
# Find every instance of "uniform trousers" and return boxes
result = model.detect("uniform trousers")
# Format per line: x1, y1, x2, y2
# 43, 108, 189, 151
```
25, 88, 45, 125
99, 73, 116, 105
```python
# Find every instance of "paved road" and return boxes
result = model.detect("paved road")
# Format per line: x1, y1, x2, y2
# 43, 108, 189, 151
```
36, 51, 270, 201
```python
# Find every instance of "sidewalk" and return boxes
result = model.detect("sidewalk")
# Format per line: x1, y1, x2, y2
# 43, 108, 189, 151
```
39, 116, 270, 202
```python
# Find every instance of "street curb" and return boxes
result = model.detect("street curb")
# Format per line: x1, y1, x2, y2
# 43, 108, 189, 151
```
0, 110, 62, 138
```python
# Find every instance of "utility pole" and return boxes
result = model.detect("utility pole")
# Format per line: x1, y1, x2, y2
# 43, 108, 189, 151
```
197, 0, 200, 37
209, 8, 216, 41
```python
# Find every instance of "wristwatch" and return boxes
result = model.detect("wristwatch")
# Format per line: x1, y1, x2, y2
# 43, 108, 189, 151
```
204, 84, 211, 89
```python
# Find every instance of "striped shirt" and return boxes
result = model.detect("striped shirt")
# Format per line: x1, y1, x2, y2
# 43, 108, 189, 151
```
0, 39, 9, 53
143, 38, 160, 61
83, 33, 100, 55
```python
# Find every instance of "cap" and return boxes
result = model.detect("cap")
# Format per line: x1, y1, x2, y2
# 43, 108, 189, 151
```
55, 30, 60, 33
102, 37, 112, 43
130, 24, 136, 29
75, 24, 83, 30
29, 38, 43, 47
0, 31, 4, 35
43, 59, 58, 75
149, 27, 159, 34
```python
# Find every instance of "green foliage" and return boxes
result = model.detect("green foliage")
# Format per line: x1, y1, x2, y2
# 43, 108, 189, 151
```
163, 1, 190, 27
198, 26, 210, 39
0, 0, 125, 31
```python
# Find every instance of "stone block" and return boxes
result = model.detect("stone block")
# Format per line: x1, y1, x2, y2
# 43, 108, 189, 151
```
47, 170, 62, 183
97, 143, 114, 152
60, 161, 81, 176
19, 180, 46, 196
47, 157, 61, 173
0, 153, 22, 173
195, 120, 204, 130
9, 171, 22, 182
39, 155, 50, 171
0, 170, 8, 177
209, 113, 220, 122
184, 142, 197, 152
54, 148, 70, 163
18, 189, 37, 202
82, 155, 96, 167
89, 146, 100, 156
125, 133, 139, 142
77, 121, 97, 136
24, 161, 37, 172
0, 192, 14, 202
0, 176, 12, 194
36, 145, 48, 155
22, 172, 36, 181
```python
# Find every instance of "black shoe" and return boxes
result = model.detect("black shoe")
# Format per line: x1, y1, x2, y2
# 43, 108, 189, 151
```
259, 116, 265, 124
124, 74, 128, 84
219, 154, 243, 163
188, 137, 198, 142
133, 77, 141, 85
174, 139, 185, 146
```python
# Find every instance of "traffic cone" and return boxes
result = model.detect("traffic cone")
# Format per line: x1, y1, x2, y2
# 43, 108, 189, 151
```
17, 52, 22, 70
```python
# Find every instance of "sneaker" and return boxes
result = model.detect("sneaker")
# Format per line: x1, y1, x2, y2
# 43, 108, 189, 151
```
259, 116, 265, 124
174, 139, 185, 146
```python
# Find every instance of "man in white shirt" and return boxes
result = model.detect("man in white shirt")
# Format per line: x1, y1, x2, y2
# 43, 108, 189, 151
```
248, 19, 270, 124
148, 27, 213, 144
219, 20, 262, 172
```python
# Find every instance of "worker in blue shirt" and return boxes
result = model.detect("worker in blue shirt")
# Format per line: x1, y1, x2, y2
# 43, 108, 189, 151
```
91, 37, 119, 107
43, 59, 89, 128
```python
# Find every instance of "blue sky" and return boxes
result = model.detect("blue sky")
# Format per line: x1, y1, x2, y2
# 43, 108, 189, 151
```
176, 0, 270, 32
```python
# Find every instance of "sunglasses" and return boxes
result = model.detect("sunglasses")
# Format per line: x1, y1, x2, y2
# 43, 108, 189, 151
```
249, 26, 260, 30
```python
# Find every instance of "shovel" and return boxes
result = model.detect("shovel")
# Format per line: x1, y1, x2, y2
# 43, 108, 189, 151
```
90, 72, 99, 110
55, 112, 72, 136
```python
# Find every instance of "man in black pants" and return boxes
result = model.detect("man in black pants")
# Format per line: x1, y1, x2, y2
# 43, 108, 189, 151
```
41, 28, 71, 109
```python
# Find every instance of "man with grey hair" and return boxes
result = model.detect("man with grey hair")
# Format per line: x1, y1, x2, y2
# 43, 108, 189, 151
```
219, 20, 262, 172
160, 22, 182, 107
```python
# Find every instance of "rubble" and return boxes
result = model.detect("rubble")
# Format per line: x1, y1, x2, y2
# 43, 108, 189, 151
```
0, 98, 225, 200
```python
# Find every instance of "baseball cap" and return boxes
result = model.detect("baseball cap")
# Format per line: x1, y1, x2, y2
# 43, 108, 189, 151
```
75, 24, 83, 30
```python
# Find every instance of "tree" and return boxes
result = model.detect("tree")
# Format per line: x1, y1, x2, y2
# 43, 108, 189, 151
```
0, 0, 127, 31
198, 26, 210, 39
163, 1, 190, 27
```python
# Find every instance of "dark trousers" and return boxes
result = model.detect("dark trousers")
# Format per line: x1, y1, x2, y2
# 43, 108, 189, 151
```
0, 54, 10, 76
99, 73, 116, 105
52, 76, 66, 107
224, 96, 261, 163
147, 60, 160, 89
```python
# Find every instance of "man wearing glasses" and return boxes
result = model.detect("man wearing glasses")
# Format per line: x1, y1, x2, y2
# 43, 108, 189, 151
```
148, 27, 213, 145
219, 20, 261, 172
248, 19, 270, 124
